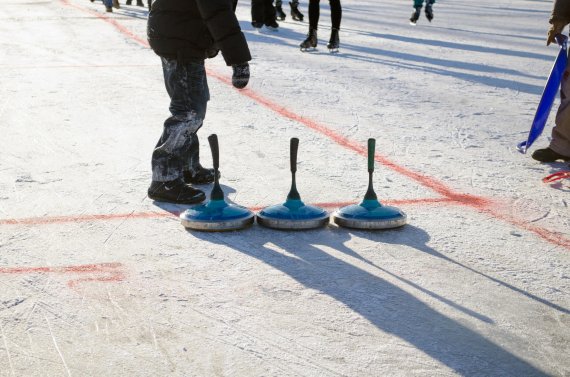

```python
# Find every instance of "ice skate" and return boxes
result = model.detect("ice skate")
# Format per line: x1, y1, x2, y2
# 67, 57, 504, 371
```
409, 6, 421, 25
252, 21, 263, 31
425, 4, 434, 22
290, 1, 304, 21
276, 5, 286, 21
327, 28, 340, 52
265, 20, 279, 31
300, 28, 317, 51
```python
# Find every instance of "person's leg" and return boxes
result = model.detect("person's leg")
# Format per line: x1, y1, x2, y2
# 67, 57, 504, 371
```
410, 0, 422, 23
251, 0, 265, 27
308, 0, 320, 30
550, 63, 570, 157
532, 56, 570, 162
300, 0, 319, 49
329, 0, 341, 30
263, 0, 278, 27
275, 0, 286, 20
425, 0, 434, 21
102, 0, 113, 11
289, 0, 304, 21
151, 58, 209, 183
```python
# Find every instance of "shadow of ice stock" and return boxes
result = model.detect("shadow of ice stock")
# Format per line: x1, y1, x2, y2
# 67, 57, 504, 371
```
190, 224, 550, 376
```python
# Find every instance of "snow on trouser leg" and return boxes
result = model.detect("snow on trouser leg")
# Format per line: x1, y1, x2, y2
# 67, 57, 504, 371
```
151, 115, 204, 182
153, 58, 209, 182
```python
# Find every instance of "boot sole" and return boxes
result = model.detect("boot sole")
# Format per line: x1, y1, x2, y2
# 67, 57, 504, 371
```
148, 191, 206, 205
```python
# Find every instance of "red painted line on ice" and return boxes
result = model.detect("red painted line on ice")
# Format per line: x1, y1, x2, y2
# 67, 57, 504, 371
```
60, 0, 149, 47
0, 262, 125, 288
0, 198, 452, 226
0, 211, 172, 225
54, 0, 570, 251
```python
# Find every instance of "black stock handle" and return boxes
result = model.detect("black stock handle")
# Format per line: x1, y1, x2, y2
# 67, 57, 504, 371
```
367, 138, 376, 173
290, 138, 299, 174
208, 134, 219, 171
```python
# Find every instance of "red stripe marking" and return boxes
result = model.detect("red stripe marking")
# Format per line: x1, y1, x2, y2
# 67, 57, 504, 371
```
0, 262, 122, 274
60, 0, 149, 47
46, 1, 570, 251
0, 262, 126, 288
0, 199, 451, 226
0, 212, 172, 225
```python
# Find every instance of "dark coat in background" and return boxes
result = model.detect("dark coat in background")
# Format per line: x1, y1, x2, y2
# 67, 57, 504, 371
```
147, 0, 251, 66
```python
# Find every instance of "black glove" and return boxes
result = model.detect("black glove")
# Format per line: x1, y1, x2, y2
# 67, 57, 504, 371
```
232, 62, 250, 89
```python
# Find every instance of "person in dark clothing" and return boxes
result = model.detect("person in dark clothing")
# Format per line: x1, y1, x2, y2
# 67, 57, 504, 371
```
147, 0, 251, 204
300, 0, 342, 51
251, 0, 279, 30
410, 0, 435, 25
532, 0, 570, 163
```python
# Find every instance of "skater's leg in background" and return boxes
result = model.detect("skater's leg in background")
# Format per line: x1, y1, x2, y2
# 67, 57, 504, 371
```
263, 0, 277, 26
151, 58, 209, 182
275, 0, 286, 20
289, 0, 304, 21
251, 0, 265, 25
410, 0, 422, 23
425, 0, 434, 21
308, 0, 320, 29
551, 58, 570, 156
329, 0, 341, 30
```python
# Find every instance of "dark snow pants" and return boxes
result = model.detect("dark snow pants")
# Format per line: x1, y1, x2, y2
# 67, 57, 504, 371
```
251, 0, 276, 25
308, 0, 342, 30
151, 58, 209, 182
413, 0, 435, 7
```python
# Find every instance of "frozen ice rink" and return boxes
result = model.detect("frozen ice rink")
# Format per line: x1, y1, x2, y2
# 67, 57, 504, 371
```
1, 0, 569, 375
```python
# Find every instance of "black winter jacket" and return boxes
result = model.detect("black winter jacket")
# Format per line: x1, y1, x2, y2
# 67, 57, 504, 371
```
147, 0, 251, 66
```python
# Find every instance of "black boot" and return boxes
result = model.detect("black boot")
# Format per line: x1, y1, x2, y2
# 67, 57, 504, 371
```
183, 165, 220, 185
265, 19, 279, 31
300, 28, 317, 50
531, 147, 570, 162
410, 6, 421, 24
327, 28, 340, 51
125, 0, 131, 4
290, 1, 304, 21
148, 178, 205, 204
276, 5, 286, 20
136, 0, 144, 6
425, 4, 434, 22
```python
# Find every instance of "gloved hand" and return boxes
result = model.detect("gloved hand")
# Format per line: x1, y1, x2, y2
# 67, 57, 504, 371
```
232, 62, 250, 89
547, 21, 567, 46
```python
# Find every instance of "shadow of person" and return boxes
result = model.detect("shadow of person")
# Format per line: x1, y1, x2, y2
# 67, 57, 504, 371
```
351, 224, 570, 316
190, 225, 549, 376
